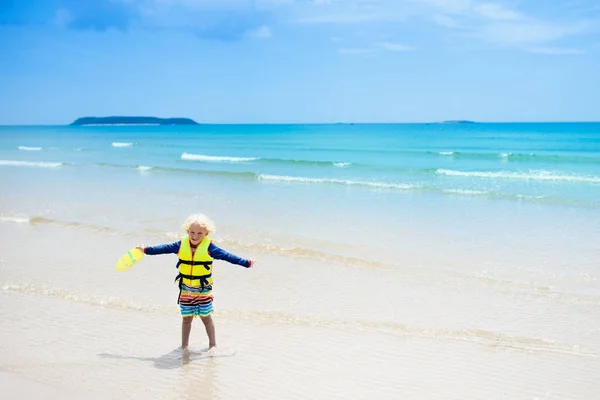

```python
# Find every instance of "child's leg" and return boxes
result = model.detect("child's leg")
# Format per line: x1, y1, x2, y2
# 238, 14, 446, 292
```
181, 316, 193, 349
200, 315, 216, 348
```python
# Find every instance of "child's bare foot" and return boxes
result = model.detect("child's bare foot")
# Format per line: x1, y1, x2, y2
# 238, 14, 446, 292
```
207, 346, 218, 356
181, 348, 191, 364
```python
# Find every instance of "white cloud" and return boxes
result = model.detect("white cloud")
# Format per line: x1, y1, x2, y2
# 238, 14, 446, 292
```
337, 48, 375, 55
296, 12, 387, 24
248, 25, 272, 38
140, 0, 594, 51
374, 42, 413, 51
417, 0, 473, 14
481, 21, 586, 45
419, 0, 524, 21
293, 0, 410, 23
418, 1, 593, 51
473, 3, 522, 20
527, 47, 585, 55
338, 41, 414, 55
431, 13, 461, 28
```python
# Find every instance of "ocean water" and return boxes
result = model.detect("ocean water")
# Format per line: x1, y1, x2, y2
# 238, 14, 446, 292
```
1, 122, 600, 399
2, 123, 599, 273
3, 123, 600, 204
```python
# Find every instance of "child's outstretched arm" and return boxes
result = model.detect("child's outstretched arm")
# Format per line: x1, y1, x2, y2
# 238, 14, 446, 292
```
136, 241, 181, 255
208, 242, 254, 268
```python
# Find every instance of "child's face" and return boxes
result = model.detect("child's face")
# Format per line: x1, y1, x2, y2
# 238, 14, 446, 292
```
188, 223, 208, 246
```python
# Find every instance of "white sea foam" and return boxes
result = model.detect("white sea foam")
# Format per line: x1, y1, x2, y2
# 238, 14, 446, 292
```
436, 169, 600, 183
181, 153, 258, 162
136, 166, 153, 172
333, 162, 351, 168
443, 189, 488, 196
258, 174, 415, 190
18, 146, 42, 151
439, 151, 454, 156
0, 160, 64, 168
111, 142, 133, 147
0, 216, 30, 224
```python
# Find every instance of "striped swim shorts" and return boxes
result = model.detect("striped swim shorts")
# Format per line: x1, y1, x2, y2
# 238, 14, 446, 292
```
178, 284, 214, 318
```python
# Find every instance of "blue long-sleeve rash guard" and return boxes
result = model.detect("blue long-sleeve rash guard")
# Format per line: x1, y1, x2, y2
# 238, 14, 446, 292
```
144, 240, 251, 268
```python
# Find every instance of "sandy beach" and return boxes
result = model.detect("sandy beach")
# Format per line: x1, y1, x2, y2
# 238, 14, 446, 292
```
2, 212, 600, 399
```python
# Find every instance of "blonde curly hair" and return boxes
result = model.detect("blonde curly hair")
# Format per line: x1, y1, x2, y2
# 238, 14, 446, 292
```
181, 213, 216, 235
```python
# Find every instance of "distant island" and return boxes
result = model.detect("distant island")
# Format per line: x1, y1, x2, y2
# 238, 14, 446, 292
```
442, 120, 476, 124
70, 116, 199, 126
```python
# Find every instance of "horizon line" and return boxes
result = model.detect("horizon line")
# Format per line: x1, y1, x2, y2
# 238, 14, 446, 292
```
2, 121, 600, 127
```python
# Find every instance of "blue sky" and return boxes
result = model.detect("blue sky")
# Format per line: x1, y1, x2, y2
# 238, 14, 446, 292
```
1, 0, 599, 124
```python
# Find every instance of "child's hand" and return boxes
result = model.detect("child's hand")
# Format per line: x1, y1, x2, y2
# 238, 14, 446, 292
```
135, 245, 146, 253
248, 260, 255, 268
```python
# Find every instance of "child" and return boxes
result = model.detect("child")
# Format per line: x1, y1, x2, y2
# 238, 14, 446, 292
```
137, 213, 253, 350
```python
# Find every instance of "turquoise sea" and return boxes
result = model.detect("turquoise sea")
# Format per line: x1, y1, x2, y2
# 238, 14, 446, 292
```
2, 122, 600, 205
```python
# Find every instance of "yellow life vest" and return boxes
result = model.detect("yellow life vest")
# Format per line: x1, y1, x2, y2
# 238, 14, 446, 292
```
176, 235, 214, 289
